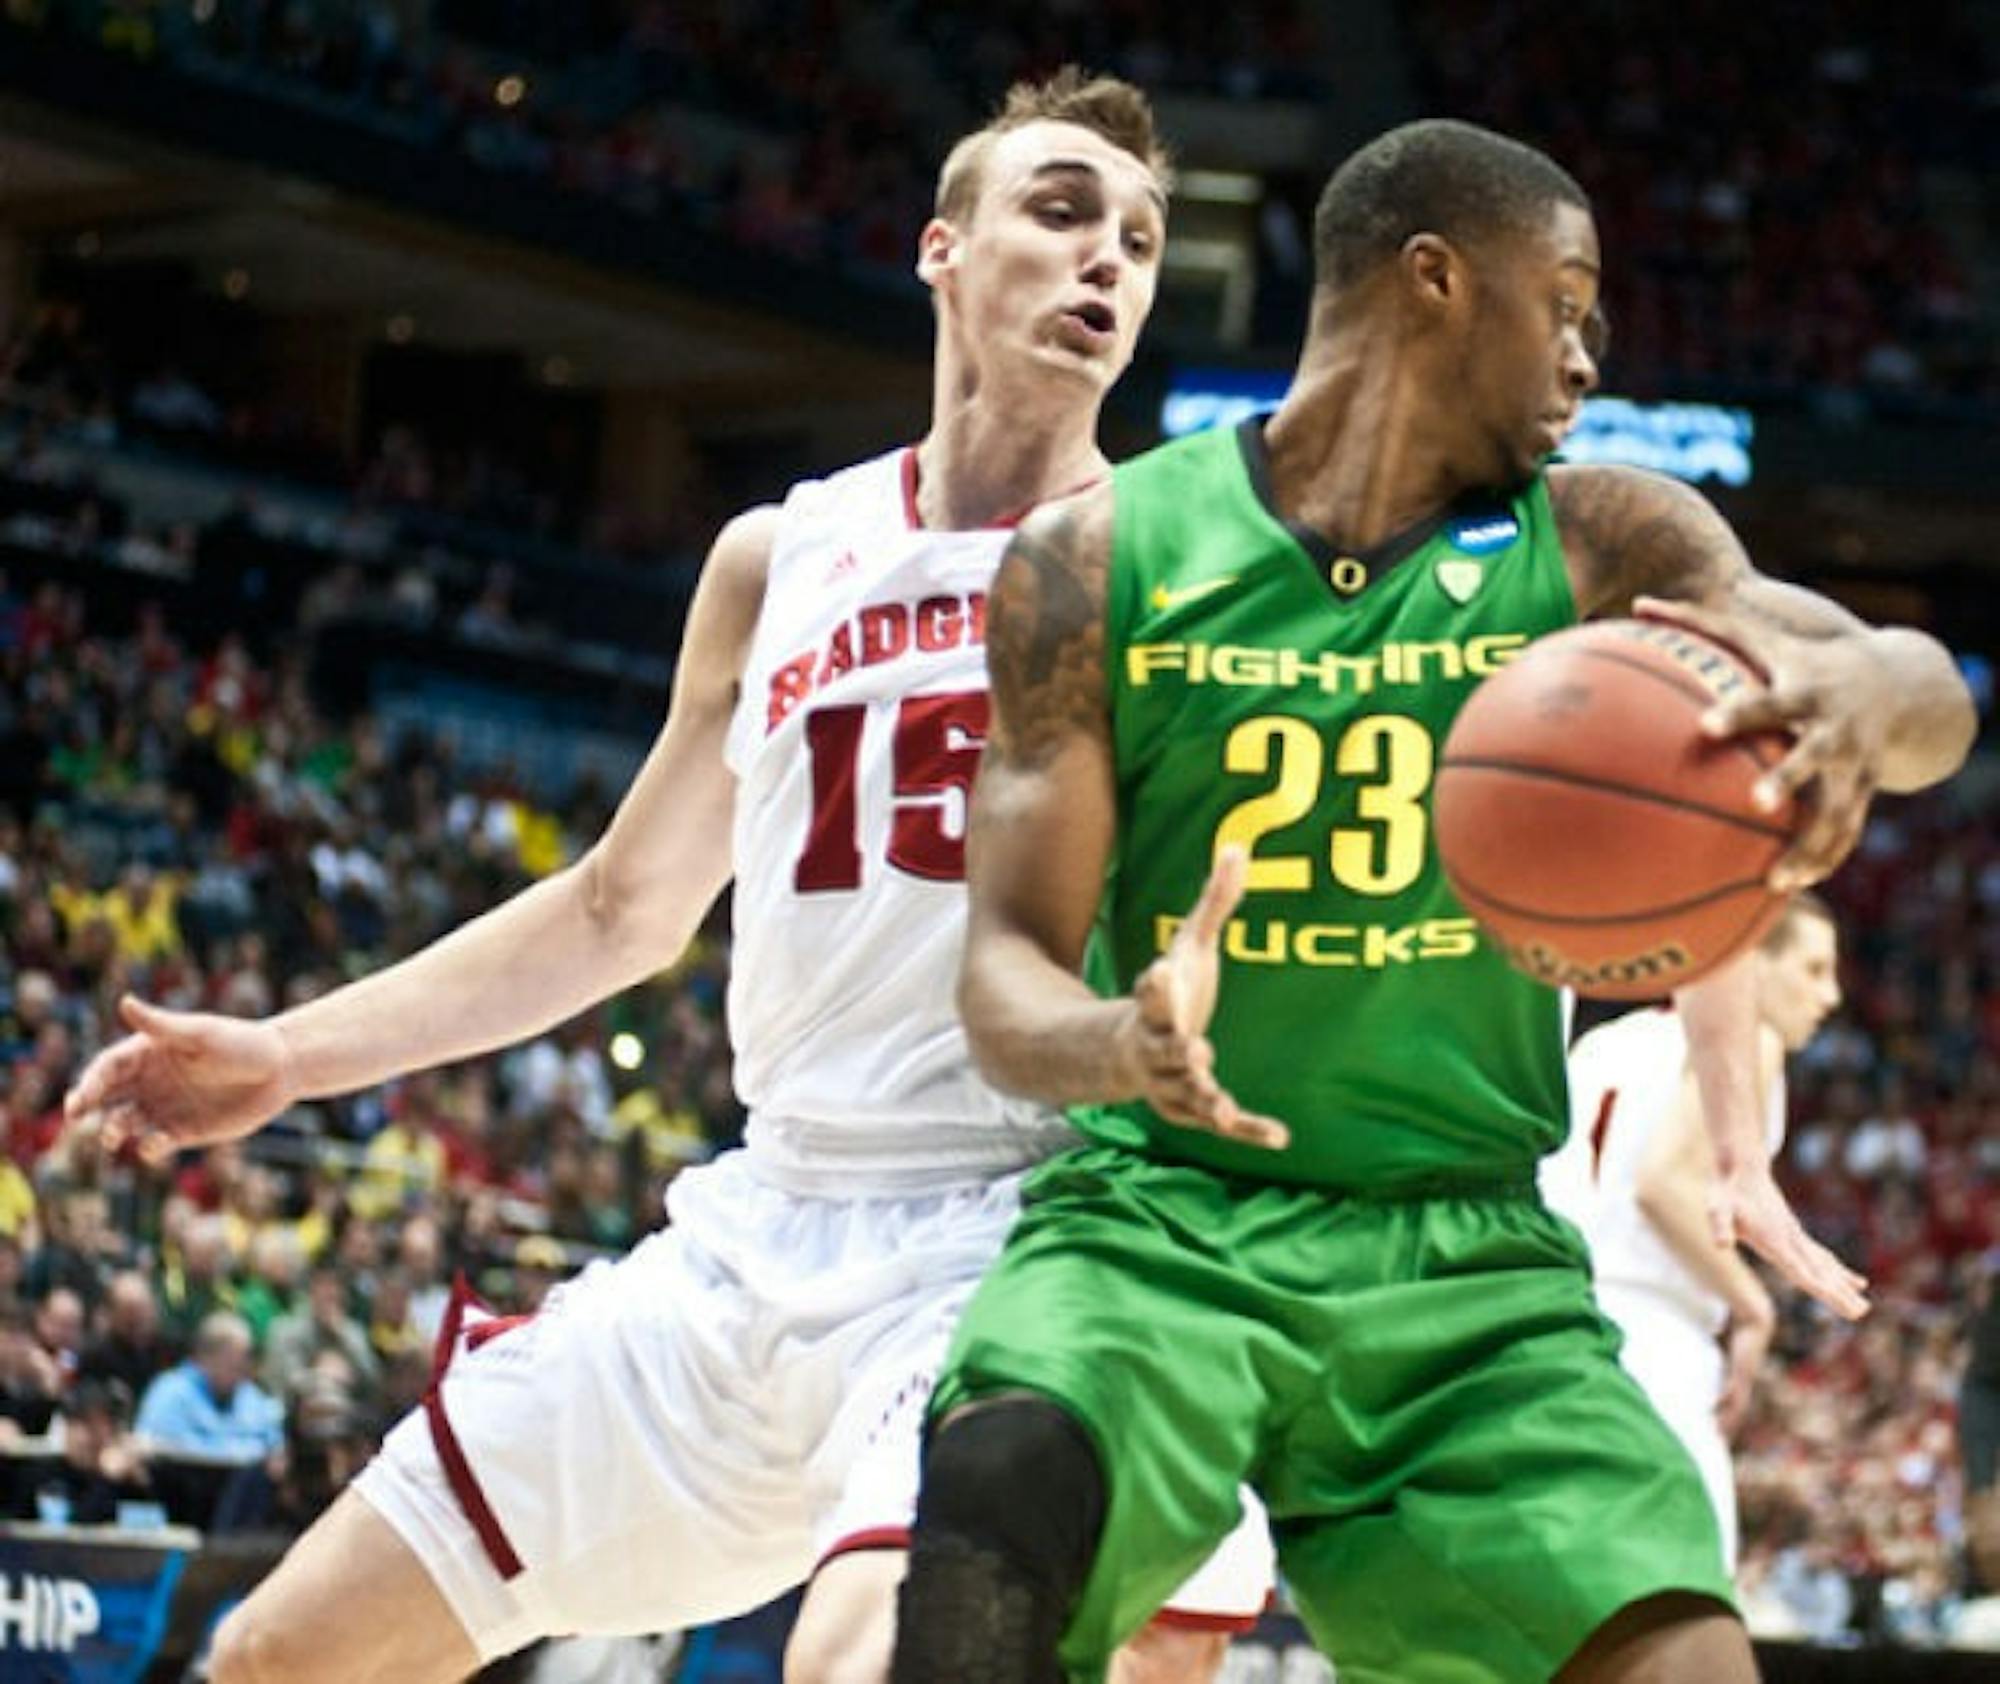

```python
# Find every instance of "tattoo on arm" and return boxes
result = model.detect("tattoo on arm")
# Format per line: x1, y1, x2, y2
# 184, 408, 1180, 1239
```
985, 495, 1114, 771
1550, 465, 1746, 618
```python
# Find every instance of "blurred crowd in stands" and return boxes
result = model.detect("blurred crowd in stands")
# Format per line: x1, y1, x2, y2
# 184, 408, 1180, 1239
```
1735, 791, 2000, 1646
8, 0, 1996, 409
0, 292, 703, 682
1410, 0, 1998, 409
0, 418, 737, 1533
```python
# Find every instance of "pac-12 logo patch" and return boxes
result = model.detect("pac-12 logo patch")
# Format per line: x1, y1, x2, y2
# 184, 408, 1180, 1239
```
1446, 514, 1519, 555
1436, 559, 1484, 604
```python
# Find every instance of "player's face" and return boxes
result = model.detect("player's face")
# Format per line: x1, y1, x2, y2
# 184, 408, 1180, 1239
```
1463, 201, 1602, 484
1757, 914, 1841, 1052
922, 120, 1166, 397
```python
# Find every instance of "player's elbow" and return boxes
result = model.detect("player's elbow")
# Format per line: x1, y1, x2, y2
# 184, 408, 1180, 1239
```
956, 945, 1011, 1087
1878, 629, 1979, 793
1633, 1174, 1676, 1230
574, 845, 676, 977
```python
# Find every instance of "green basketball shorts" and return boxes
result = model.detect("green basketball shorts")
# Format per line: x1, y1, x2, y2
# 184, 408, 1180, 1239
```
930, 1143, 1734, 1682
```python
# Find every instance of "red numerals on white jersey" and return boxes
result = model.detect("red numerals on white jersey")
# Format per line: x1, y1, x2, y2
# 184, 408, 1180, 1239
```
794, 690, 990, 892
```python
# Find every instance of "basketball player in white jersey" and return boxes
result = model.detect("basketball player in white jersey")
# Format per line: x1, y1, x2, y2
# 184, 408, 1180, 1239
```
63, 70, 1270, 1684
1542, 895, 1841, 1570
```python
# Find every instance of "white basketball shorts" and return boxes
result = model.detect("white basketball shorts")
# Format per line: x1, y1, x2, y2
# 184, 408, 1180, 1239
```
1597, 1282, 1736, 1571
353, 1149, 1272, 1660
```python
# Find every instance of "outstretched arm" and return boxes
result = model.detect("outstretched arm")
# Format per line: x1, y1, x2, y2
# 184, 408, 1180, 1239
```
1632, 1051, 1780, 1434
957, 491, 1284, 1147
1552, 463, 1975, 885
68, 507, 775, 1152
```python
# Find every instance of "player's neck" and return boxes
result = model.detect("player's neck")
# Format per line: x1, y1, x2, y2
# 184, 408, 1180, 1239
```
915, 378, 1107, 531
1262, 329, 1483, 554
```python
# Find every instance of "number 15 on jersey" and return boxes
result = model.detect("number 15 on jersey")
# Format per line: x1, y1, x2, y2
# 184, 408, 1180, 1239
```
794, 691, 989, 893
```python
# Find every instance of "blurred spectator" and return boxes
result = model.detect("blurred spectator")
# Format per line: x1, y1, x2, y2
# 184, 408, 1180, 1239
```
264, 1262, 380, 1407
233, 1227, 302, 1348
79, 1267, 175, 1398
10, 1378, 151, 1525
365, 1265, 425, 1371
31, 1284, 85, 1389
1966, 1256, 2000, 1589
25, 1190, 121, 1315
157, 1214, 238, 1348
396, 1214, 451, 1344
354, 1093, 448, 1220
0, 1304, 63, 1437
135, 1310, 282, 1459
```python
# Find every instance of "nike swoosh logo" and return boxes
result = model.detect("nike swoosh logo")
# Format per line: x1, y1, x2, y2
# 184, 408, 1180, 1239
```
1150, 576, 1238, 611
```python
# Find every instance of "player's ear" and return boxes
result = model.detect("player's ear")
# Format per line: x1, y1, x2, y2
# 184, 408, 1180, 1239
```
1401, 233, 1459, 317
917, 218, 962, 293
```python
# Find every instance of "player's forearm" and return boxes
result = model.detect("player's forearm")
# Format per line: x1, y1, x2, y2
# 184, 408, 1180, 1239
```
959, 928, 1142, 1107
1637, 1172, 1774, 1329
274, 854, 700, 1100
1676, 961, 1763, 1180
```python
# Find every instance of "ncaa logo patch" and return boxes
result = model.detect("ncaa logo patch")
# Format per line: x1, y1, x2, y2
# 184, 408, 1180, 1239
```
1446, 514, 1519, 555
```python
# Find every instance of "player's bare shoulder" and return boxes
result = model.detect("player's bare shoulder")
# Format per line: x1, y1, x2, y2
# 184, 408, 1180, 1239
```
1547, 463, 1749, 620
985, 484, 1117, 769
678, 504, 782, 703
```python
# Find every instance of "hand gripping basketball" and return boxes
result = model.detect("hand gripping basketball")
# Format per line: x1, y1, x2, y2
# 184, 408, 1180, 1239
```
1634, 595, 1885, 890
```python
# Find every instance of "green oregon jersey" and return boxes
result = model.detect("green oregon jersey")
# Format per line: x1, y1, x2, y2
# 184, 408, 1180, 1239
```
1079, 418, 1580, 1190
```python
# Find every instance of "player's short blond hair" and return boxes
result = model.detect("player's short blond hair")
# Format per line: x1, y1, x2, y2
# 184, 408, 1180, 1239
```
1761, 890, 1835, 954
934, 67, 1172, 227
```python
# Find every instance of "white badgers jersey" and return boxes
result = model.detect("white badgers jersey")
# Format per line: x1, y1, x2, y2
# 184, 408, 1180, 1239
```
1544, 1006, 1786, 1335
723, 448, 1077, 1191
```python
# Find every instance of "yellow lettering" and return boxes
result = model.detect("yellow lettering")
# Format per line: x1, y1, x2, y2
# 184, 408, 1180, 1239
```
1466, 633, 1529, 674
1126, 644, 1186, 686
1420, 917, 1480, 960
1276, 649, 1379, 695
1363, 923, 1419, 967
1225, 918, 1288, 964
1292, 923, 1359, 966
1155, 914, 1184, 952
1381, 641, 1465, 685
1211, 645, 1276, 686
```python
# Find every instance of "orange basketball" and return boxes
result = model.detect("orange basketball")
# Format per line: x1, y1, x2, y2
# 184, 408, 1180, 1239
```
1435, 618, 1800, 1000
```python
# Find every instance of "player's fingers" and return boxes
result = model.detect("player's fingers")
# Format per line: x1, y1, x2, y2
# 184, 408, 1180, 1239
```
64, 1041, 143, 1121
1209, 1104, 1289, 1151
136, 1129, 181, 1170
1632, 595, 1774, 674
1698, 684, 1793, 742
1182, 847, 1248, 949
1707, 1195, 1735, 1250
94, 1098, 147, 1154
1779, 1232, 1870, 1320
117, 993, 178, 1038
1769, 769, 1869, 891
1133, 961, 1178, 1032
1194, 1085, 1289, 1150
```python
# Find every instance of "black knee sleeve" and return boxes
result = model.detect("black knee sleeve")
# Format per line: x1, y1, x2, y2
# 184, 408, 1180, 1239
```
890, 1397, 1107, 1683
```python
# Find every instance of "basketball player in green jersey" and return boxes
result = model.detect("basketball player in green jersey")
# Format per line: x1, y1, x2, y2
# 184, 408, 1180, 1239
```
889, 121, 1975, 1682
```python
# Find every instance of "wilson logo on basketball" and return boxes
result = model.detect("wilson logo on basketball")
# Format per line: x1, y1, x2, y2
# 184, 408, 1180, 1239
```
1504, 937, 1694, 991
1620, 621, 1760, 699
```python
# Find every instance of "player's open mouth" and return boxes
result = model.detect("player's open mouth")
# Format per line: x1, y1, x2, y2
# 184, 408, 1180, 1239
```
1055, 302, 1117, 351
